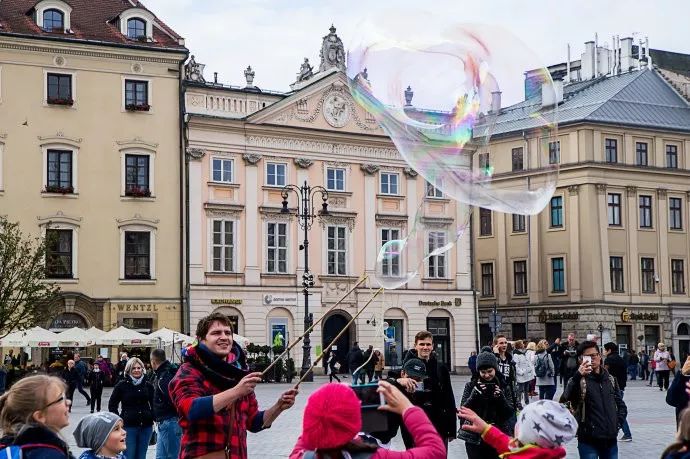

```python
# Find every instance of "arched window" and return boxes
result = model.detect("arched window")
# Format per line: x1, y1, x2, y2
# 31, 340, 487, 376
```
678, 323, 690, 336
43, 9, 64, 32
127, 18, 146, 40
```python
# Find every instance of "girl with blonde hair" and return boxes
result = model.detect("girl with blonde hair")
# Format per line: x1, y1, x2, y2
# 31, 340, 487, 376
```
0, 374, 74, 458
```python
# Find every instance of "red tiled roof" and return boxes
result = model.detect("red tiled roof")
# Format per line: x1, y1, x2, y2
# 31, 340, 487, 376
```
0, 0, 186, 51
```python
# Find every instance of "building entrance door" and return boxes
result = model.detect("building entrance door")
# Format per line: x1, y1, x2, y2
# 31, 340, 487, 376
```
427, 317, 451, 369
323, 312, 352, 370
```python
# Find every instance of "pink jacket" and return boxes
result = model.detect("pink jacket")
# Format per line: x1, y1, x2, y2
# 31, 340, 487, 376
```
289, 406, 446, 459
482, 425, 566, 459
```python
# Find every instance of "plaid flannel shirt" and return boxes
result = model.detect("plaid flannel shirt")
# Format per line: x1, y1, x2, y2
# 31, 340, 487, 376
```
169, 360, 265, 459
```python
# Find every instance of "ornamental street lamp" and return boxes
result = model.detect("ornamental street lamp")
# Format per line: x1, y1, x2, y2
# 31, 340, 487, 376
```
281, 181, 329, 382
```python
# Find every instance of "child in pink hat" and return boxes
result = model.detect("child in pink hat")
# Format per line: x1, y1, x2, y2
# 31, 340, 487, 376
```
290, 381, 445, 459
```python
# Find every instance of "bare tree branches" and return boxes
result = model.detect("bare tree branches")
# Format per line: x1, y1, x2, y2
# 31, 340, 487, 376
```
0, 217, 61, 337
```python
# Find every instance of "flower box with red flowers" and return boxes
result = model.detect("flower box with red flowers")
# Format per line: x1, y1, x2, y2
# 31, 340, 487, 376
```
125, 187, 151, 197
44, 185, 74, 194
47, 97, 74, 106
125, 103, 150, 112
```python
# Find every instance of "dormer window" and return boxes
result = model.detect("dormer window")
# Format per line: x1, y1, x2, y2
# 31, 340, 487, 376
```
127, 18, 146, 40
43, 9, 64, 32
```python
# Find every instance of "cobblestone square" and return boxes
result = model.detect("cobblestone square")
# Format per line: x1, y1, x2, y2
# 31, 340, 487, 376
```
63, 374, 677, 458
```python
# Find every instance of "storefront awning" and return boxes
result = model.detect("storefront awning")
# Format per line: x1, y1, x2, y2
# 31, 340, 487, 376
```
148, 328, 194, 345
0, 326, 60, 347
56, 327, 96, 347
96, 326, 157, 346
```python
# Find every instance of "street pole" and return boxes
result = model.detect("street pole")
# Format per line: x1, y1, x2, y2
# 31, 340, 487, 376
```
281, 181, 328, 383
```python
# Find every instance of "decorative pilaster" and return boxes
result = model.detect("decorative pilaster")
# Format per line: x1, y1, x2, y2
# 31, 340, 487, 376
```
360, 163, 380, 175
403, 167, 418, 178
186, 148, 205, 161
595, 183, 607, 194
568, 185, 580, 195
626, 186, 638, 197
657, 188, 668, 198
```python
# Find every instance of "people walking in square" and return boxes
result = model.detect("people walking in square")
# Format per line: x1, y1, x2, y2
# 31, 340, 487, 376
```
346, 342, 365, 385
73, 354, 91, 406
628, 349, 639, 380
547, 338, 562, 387
86, 363, 106, 413
62, 360, 81, 413
73, 412, 127, 459
560, 333, 579, 387
402, 330, 457, 450
108, 357, 154, 459
289, 381, 446, 459
604, 342, 632, 442
535, 339, 556, 400
150, 349, 181, 459
667, 356, 690, 424
458, 399, 578, 459
169, 312, 297, 459
561, 340, 627, 459
639, 350, 649, 380
0, 375, 74, 458
326, 350, 341, 383
649, 356, 657, 386
373, 349, 385, 381
655, 342, 672, 391
363, 345, 377, 383
513, 340, 535, 406
459, 347, 515, 459
493, 334, 520, 425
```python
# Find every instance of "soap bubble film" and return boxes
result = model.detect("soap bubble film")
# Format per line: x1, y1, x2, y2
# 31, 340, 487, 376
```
348, 23, 559, 216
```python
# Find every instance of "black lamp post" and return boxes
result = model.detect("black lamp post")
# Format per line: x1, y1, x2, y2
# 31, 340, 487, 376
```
281, 181, 329, 382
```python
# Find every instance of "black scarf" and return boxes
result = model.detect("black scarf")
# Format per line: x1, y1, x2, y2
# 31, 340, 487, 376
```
186, 342, 249, 391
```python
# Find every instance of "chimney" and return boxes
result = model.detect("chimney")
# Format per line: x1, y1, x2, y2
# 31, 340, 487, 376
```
620, 37, 633, 73
646, 37, 652, 68
594, 33, 599, 77
582, 41, 595, 79
566, 44, 571, 83
490, 91, 501, 113
542, 79, 563, 108
214, 72, 218, 84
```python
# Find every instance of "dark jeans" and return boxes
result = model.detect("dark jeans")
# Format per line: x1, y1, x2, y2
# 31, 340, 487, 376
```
156, 417, 182, 459
89, 387, 102, 412
627, 364, 637, 380
619, 390, 632, 438
329, 373, 341, 383
538, 384, 557, 400
75, 379, 90, 403
124, 426, 153, 459
66, 383, 76, 412
366, 369, 374, 383
578, 440, 618, 459
657, 370, 670, 389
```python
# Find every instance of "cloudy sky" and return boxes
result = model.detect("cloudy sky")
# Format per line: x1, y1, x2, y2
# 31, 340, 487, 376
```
146, 0, 689, 105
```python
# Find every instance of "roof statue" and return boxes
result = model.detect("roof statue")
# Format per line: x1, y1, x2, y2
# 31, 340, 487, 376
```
319, 25, 346, 72
297, 58, 314, 82
185, 55, 205, 83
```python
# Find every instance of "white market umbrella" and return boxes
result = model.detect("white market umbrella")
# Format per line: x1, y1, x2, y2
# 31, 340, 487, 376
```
96, 326, 157, 346
233, 333, 250, 349
86, 326, 106, 338
148, 328, 194, 345
56, 327, 96, 347
0, 326, 60, 347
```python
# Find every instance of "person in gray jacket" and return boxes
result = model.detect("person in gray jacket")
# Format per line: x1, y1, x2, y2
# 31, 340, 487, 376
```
534, 339, 556, 400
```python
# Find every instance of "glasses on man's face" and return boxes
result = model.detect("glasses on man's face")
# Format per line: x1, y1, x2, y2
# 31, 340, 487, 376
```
43, 394, 69, 410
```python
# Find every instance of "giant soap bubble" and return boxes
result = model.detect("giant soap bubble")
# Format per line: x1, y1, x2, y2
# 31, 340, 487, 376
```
348, 23, 559, 289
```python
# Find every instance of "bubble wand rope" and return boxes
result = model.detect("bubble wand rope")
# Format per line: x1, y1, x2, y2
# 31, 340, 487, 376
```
261, 275, 368, 376
293, 287, 384, 389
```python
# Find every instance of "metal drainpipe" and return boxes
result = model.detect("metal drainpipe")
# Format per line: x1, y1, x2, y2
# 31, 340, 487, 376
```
178, 56, 190, 335
470, 212, 479, 352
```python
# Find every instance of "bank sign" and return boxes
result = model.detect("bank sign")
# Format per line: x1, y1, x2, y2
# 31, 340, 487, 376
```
263, 294, 298, 306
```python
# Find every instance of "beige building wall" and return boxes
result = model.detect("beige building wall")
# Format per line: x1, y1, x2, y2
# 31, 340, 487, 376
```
186, 69, 477, 372
475, 122, 690, 351
0, 33, 186, 345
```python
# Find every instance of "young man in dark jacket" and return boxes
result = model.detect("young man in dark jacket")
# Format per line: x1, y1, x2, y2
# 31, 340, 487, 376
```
560, 333, 579, 386
151, 348, 181, 459
401, 330, 456, 451
493, 335, 520, 419
346, 342, 365, 385
604, 342, 632, 442
562, 340, 627, 457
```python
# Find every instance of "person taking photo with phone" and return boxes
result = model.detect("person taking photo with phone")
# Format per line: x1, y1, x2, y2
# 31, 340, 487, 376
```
561, 340, 627, 459
458, 347, 515, 459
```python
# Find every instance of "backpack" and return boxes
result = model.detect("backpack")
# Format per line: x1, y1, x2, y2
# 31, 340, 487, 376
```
534, 354, 548, 378
0, 443, 64, 458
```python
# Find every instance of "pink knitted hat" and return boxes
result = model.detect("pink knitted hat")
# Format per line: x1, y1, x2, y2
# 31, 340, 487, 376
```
302, 383, 362, 450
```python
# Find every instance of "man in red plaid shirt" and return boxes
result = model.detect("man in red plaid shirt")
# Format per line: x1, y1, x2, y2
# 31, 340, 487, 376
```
170, 313, 297, 458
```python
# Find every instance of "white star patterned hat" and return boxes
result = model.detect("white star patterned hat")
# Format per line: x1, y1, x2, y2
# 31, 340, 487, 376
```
515, 400, 578, 449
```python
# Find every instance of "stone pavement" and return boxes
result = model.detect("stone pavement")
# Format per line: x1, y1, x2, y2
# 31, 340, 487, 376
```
62, 375, 677, 458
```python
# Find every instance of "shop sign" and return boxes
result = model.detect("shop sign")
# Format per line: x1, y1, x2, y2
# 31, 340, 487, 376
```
263, 294, 297, 306
418, 300, 453, 307
116, 304, 159, 312
211, 299, 243, 305
621, 308, 659, 323
50, 313, 87, 330
538, 310, 579, 323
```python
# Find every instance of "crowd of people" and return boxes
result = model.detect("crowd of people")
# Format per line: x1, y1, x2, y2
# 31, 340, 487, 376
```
0, 318, 687, 458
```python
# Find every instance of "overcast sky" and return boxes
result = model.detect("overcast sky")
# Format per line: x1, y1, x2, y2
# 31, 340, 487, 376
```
145, 0, 690, 105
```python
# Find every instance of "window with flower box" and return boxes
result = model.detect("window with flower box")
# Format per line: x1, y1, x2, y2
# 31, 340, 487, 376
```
47, 73, 73, 105
125, 79, 149, 111
125, 154, 150, 197
46, 149, 73, 194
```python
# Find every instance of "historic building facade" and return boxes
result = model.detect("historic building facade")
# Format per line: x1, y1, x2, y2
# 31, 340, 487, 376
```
185, 27, 477, 372
0, 0, 187, 341
474, 36, 690, 359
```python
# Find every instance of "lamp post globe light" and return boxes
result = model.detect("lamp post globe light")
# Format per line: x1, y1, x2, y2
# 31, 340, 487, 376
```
281, 181, 329, 382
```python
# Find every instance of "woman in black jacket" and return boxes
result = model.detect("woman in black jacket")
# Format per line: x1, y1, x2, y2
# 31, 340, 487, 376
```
459, 348, 515, 459
108, 357, 154, 459
86, 364, 106, 413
